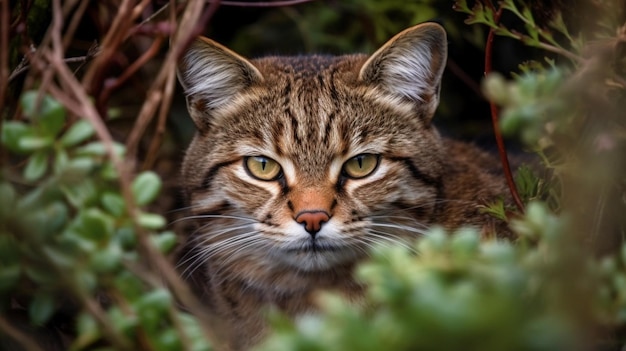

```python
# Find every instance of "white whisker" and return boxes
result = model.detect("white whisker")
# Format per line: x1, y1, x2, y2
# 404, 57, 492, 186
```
172, 214, 257, 224
366, 230, 417, 254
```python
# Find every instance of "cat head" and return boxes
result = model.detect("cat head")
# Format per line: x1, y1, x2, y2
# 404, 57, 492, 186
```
177, 23, 447, 275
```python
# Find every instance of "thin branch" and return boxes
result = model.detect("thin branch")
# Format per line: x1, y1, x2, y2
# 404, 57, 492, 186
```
98, 35, 164, 110
503, 28, 583, 63
0, 315, 45, 351
212, 0, 314, 6
8, 53, 99, 83
62, 0, 90, 50
0, 0, 9, 113
82, 0, 135, 95
485, 7, 526, 214
142, 61, 176, 170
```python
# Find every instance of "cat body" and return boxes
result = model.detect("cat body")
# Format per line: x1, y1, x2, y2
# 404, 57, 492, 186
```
176, 23, 511, 350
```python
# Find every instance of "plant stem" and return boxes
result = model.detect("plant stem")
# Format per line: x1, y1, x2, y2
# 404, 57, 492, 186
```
485, 7, 525, 214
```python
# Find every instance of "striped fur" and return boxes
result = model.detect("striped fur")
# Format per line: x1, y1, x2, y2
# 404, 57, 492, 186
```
176, 23, 511, 350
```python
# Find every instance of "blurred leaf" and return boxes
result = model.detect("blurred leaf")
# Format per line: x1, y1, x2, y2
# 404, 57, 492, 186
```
20, 91, 66, 137
136, 212, 166, 230
59, 157, 97, 183
0, 182, 16, 220
0, 265, 20, 292
75, 141, 125, 157
23, 150, 49, 181
73, 312, 102, 349
1, 121, 31, 153
132, 171, 162, 206
60, 120, 95, 147
90, 242, 123, 273
101, 192, 126, 217
61, 179, 98, 207
151, 231, 177, 254
29, 294, 55, 325
17, 135, 54, 151
75, 208, 114, 242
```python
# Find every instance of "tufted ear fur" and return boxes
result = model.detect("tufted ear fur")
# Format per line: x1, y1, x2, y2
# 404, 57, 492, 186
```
359, 22, 447, 122
177, 37, 263, 131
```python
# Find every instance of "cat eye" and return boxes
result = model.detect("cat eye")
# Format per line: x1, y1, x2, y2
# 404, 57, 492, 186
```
245, 156, 282, 181
342, 154, 379, 179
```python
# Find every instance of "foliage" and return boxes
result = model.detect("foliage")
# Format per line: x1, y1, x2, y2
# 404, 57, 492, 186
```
1, 91, 212, 350
258, 207, 583, 351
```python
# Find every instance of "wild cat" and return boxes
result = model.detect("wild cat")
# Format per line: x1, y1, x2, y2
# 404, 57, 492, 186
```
175, 22, 512, 350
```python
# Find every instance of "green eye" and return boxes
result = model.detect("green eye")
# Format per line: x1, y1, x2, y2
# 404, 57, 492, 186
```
245, 156, 282, 181
342, 154, 379, 179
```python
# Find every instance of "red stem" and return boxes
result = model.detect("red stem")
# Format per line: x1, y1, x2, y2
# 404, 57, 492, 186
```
485, 7, 525, 214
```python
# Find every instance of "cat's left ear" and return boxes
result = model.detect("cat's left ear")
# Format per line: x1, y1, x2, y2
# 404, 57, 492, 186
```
359, 22, 447, 122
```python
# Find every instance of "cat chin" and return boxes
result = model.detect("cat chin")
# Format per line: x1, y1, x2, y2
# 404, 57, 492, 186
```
268, 245, 363, 272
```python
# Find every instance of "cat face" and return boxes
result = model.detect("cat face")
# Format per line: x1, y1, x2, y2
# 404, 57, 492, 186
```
177, 23, 447, 274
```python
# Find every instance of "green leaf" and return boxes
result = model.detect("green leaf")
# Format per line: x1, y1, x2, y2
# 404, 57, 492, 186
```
137, 212, 166, 230
53, 148, 69, 175
0, 182, 16, 220
17, 135, 54, 151
23, 150, 49, 181
75, 141, 125, 157
61, 179, 98, 207
60, 120, 95, 147
73, 313, 101, 349
151, 231, 177, 253
136, 289, 172, 330
43, 246, 75, 269
21, 91, 66, 137
132, 171, 162, 206
101, 192, 126, 217
137, 288, 172, 313
58, 157, 97, 184
452, 0, 472, 14
29, 294, 55, 325
1, 121, 31, 153
76, 208, 114, 241
0, 265, 20, 292
90, 242, 123, 273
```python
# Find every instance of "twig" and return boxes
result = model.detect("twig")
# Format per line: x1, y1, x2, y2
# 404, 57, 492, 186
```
62, 0, 90, 50
8, 53, 98, 83
142, 62, 176, 170
98, 35, 165, 111
485, 7, 526, 214
505, 29, 583, 63
0, 0, 9, 113
211, 0, 314, 6
0, 315, 45, 351
82, 0, 135, 96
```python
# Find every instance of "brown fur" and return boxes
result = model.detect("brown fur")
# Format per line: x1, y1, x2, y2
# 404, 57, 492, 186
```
176, 23, 512, 350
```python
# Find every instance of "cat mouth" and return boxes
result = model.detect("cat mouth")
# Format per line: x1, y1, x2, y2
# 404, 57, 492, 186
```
284, 240, 342, 253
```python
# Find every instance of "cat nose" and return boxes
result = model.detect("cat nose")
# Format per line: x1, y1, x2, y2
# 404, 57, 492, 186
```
295, 210, 330, 237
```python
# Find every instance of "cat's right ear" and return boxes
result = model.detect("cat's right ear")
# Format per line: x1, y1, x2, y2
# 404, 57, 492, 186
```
177, 37, 263, 131
359, 23, 447, 123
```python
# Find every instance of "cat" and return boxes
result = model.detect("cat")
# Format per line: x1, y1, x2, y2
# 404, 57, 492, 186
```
176, 22, 512, 350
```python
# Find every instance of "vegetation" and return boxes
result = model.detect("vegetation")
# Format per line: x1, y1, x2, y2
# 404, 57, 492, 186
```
1, 0, 625, 350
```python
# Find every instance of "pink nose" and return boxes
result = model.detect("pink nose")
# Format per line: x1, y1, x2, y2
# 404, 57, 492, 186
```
295, 211, 330, 236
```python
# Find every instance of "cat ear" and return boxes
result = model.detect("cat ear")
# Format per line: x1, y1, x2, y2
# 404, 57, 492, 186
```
177, 37, 263, 130
359, 23, 447, 120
